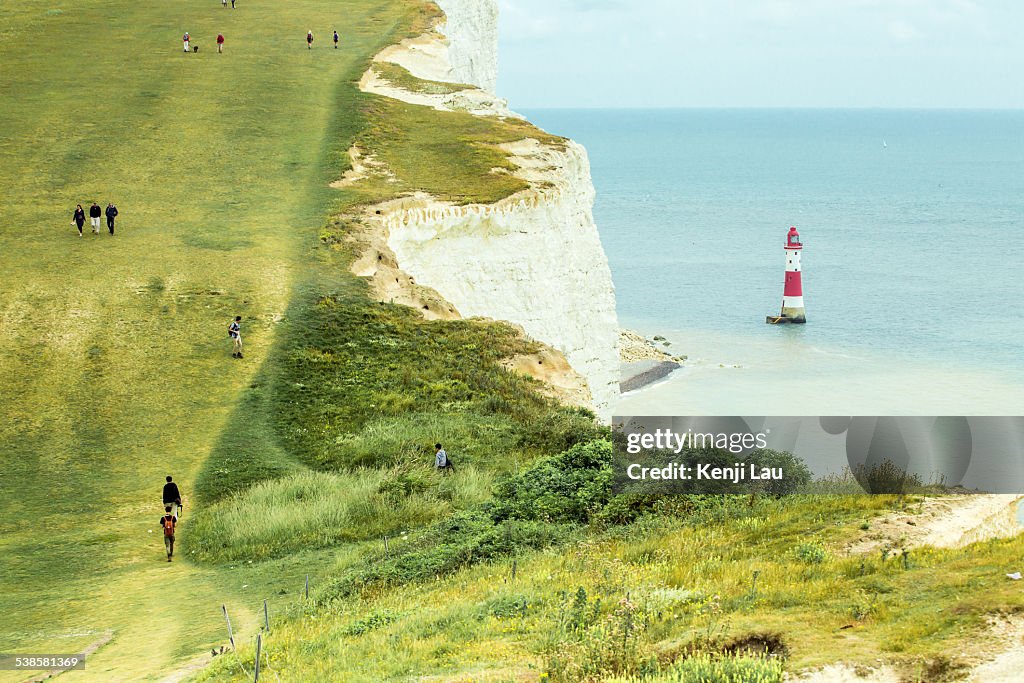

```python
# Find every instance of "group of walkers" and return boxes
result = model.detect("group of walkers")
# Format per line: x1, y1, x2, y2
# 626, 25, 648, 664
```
306, 30, 341, 49
160, 476, 183, 562
182, 31, 226, 53
71, 202, 118, 237
180, 1, 343, 55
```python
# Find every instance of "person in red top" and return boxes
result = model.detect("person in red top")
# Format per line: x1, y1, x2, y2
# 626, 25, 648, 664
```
159, 506, 177, 562
217, 33, 225, 53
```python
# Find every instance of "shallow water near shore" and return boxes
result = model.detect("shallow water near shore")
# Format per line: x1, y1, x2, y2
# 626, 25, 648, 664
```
523, 108, 1024, 415
617, 326, 1024, 415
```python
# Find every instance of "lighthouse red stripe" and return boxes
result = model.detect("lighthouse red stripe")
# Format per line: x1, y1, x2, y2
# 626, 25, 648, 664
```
784, 270, 802, 297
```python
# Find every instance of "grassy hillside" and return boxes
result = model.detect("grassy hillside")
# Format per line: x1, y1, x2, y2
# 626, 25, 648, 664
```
4, 2, 1022, 683
0, 0, 441, 679
1, 1, 598, 680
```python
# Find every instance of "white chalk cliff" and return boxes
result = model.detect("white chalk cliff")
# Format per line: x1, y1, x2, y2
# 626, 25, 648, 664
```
353, 0, 620, 419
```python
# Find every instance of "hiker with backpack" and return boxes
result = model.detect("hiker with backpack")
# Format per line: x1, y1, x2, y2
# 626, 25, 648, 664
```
435, 443, 454, 473
228, 316, 242, 358
163, 475, 182, 518
160, 506, 177, 562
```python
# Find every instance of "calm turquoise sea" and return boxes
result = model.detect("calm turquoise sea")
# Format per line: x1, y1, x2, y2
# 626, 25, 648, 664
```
522, 109, 1024, 414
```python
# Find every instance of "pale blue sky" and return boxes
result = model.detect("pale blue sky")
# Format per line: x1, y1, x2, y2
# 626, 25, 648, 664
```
496, 0, 1024, 108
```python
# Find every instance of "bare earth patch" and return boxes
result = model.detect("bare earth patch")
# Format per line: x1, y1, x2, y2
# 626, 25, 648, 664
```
846, 494, 1022, 555
795, 497, 1024, 681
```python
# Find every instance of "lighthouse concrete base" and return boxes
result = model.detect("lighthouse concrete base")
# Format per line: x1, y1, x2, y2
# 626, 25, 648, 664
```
766, 310, 806, 324
781, 307, 806, 323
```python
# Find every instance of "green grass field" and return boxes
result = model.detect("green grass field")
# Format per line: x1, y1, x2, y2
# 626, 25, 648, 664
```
1, 1, 591, 679
4, 2, 1024, 683
0, 0, 434, 679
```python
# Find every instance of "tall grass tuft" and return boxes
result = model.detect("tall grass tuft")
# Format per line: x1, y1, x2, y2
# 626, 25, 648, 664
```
186, 466, 493, 562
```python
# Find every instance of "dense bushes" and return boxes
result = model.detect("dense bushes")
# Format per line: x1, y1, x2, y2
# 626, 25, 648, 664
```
321, 440, 614, 598
491, 440, 614, 523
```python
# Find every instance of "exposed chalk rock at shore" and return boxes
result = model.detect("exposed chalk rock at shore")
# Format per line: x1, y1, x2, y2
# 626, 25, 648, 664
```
619, 329, 682, 364
348, 0, 621, 419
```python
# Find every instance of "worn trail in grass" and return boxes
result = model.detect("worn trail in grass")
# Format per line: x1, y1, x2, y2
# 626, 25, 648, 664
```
0, 0, 423, 679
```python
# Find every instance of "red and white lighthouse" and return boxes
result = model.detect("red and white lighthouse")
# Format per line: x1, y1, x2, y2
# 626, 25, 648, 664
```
767, 226, 806, 324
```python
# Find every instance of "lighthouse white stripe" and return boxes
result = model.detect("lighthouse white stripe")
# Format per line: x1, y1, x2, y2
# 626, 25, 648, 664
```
783, 296, 804, 308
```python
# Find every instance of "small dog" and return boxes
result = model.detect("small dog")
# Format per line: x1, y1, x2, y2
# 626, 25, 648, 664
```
193, 45, 200, 53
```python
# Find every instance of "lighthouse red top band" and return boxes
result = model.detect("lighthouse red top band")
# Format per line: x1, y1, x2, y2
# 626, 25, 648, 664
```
783, 227, 803, 299
785, 226, 802, 250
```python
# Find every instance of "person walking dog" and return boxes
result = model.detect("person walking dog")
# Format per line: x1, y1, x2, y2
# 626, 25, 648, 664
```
105, 203, 118, 235
183, 32, 191, 53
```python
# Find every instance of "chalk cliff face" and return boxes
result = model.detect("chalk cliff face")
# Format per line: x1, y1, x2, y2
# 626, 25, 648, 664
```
435, 0, 499, 92
355, 0, 620, 419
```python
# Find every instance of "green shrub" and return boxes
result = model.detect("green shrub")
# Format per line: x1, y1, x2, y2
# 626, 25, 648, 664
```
793, 541, 829, 565
479, 594, 533, 620
340, 609, 402, 637
516, 406, 605, 453
545, 591, 653, 681
492, 440, 614, 523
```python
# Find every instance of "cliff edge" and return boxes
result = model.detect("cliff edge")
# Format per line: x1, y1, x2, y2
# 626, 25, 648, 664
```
348, 0, 621, 419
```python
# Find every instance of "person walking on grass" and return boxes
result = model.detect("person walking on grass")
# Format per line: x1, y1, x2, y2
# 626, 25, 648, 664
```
160, 506, 177, 562
105, 202, 118, 235
89, 202, 102, 234
163, 475, 182, 518
217, 33, 225, 53
435, 443, 454, 473
333, 30, 339, 49
231, 0, 236, 7
229, 315, 243, 358
222, 0, 227, 6
72, 204, 85, 237
183, 32, 191, 53
307, 30, 314, 49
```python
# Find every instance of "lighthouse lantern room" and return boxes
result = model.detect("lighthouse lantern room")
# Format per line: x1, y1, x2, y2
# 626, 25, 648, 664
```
766, 226, 806, 324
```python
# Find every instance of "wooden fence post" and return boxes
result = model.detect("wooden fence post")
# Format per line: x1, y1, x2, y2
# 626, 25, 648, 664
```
253, 633, 261, 682
222, 604, 235, 651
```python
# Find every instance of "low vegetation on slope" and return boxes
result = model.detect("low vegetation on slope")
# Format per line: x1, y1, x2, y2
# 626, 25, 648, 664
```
196, 482, 1024, 682
187, 9, 1023, 683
